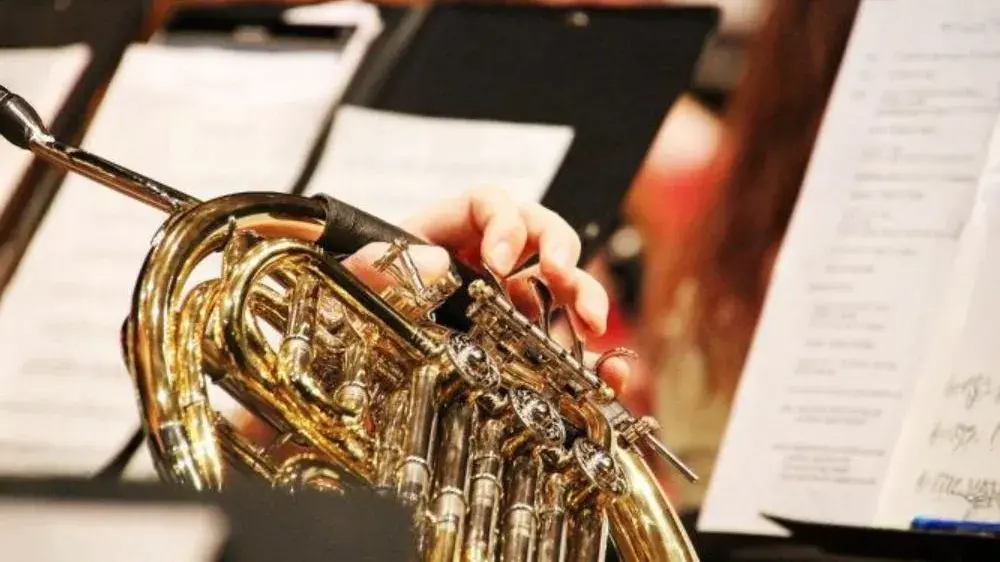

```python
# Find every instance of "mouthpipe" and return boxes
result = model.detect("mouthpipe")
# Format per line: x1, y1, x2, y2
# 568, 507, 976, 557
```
1, 84, 197, 213
0, 83, 479, 330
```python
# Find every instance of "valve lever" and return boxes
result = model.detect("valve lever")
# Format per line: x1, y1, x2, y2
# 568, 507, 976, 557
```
562, 309, 585, 363
528, 277, 555, 335
619, 415, 699, 483
481, 263, 512, 303
645, 433, 699, 483
374, 239, 427, 295
594, 348, 639, 372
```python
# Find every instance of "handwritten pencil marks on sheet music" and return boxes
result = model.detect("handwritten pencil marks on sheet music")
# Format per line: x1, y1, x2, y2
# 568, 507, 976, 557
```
941, 373, 1000, 409
909, 370, 1000, 521
914, 471, 1000, 520
920, 373, 1000, 452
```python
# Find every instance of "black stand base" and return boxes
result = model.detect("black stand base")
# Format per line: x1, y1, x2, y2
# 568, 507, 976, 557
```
0, 476, 416, 561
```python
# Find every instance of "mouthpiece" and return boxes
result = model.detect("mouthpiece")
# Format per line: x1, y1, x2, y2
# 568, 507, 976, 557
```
0, 84, 49, 149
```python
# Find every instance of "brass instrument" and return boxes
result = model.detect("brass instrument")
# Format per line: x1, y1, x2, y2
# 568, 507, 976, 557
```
0, 85, 699, 561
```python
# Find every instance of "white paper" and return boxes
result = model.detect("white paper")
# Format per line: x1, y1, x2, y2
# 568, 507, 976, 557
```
874, 118, 1000, 526
304, 105, 575, 224
0, 44, 90, 209
699, 0, 1000, 535
0, 42, 344, 478
284, 0, 383, 31
284, 1, 383, 115
0, 500, 226, 562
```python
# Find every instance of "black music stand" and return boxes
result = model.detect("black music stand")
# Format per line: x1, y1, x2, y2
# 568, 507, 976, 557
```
304, 3, 721, 264
761, 515, 999, 562
0, 476, 415, 561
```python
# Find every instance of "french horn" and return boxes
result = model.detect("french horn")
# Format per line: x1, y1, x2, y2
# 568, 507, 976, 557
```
0, 84, 699, 561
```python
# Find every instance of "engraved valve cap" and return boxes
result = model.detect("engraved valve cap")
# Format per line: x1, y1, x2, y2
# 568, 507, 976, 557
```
572, 438, 628, 496
446, 334, 501, 390
510, 387, 566, 446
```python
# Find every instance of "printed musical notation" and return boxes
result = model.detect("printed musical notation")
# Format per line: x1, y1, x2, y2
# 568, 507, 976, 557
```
0, 43, 346, 478
304, 106, 574, 225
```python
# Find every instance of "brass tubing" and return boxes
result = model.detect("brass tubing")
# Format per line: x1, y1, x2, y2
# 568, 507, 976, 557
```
425, 400, 475, 562
375, 389, 410, 493
175, 280, 225, 490
332, 343, 372, 418
534, 472, 567, 562
214, 416, 278, 482
276, 276, 348, 419
396, 364, 439, 508
312, 250, 442, 359
126, 194, 337, 488
220, 240, 315, 386
274, 453, 360, 494
30, 136, 197, 213
223, 234, 441, 362
606, 447, 699, 562
500, 455, 539, 562
564, 509, 606, 562
461, 418, 505, 562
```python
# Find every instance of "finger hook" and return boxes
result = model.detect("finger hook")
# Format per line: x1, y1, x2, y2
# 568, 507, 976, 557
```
593, 347, 639, 372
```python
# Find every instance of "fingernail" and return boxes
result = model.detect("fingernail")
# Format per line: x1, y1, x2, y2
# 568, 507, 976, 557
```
412, 246, 451, 279
581, 299, 606, 333
548, 245, 573, 270
490, 240, 515, 273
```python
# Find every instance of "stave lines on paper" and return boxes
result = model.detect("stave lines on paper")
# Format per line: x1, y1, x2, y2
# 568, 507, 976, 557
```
0, 42, 345, 478
304, 106, 575, 224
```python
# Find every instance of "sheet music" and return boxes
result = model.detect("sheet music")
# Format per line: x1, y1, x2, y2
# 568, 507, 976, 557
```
304, 106, 575, 224
0, 42, 344, 477
0, 44, 90, 209
699, 0, 1000, 534
0, 501, 225, 562
875, 121, 1000, 526
283, 1, 382, 112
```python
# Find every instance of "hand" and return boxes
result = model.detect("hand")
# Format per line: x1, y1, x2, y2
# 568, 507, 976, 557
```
342, 188, 630, 393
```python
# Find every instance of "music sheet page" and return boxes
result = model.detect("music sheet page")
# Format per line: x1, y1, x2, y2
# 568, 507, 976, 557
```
0, 501, 225, 562
304, 106, 575, 223
875, 118, 1000, 526
0, 44, 90, 209
699, 0, 1000, 534
0, 42, 343, 477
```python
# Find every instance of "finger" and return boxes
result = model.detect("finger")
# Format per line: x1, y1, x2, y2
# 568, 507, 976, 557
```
518, 203, 581, 290
507, 274, 542, 322
507, 266, 608, 336
400, 189, 528, 276
340, 242, 452, 292
584, 351, 631, 396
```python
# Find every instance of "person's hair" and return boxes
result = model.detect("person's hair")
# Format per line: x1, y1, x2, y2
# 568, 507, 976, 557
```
674, 0, 862, 397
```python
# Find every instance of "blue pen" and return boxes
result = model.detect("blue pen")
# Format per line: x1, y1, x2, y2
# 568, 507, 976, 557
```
911, 516, 1000, 535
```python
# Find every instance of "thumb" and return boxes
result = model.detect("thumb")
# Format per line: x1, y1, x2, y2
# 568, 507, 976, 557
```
340, 242, 453, 293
